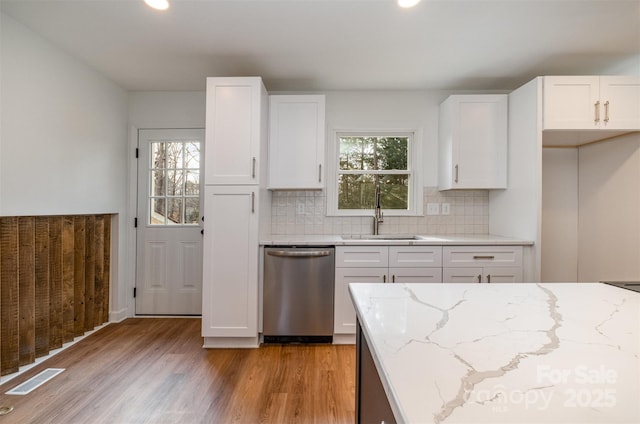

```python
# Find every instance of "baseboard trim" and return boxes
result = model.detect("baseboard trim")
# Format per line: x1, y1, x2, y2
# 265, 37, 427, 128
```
109, 308, 130, 323
203, 336, 259, 348
332, 334, 356, 345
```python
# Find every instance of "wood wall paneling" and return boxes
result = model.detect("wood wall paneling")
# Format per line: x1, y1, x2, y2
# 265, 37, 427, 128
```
49, 217, 63, 350
0, 218, 20, 376
84, 215, 96, 332
94, 215, 105, 328
62, 217, 75, 343
0, 214, 111, 376
73, 216, 86, 337
35, 217, 50, 358
18, 217, 35, 367
102, 216, 111, 323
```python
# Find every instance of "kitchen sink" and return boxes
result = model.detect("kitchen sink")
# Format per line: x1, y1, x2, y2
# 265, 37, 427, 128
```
341, 234, 421, 240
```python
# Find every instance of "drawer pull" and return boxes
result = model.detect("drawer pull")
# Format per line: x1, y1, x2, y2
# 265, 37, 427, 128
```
473, 255, 495, 260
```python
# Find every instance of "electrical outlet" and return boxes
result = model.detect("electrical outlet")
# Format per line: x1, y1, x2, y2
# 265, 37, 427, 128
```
426, 203, 440, 215
441, 203, 450, 215
297, 203, 305, 214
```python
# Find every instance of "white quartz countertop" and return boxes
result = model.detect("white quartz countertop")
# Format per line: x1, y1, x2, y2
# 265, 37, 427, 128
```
260, 234, 533, 246
349, 283, 640, 424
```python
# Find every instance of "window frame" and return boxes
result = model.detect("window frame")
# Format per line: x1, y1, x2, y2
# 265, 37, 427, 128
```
326, 126, 423, 217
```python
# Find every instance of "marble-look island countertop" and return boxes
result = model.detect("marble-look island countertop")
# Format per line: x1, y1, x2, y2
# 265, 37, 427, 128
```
349, 283, 640, 424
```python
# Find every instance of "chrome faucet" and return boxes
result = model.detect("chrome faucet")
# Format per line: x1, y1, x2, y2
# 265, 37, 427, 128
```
373, 185, 384, 235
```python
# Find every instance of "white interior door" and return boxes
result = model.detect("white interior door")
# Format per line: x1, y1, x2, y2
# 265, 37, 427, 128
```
136, 129, 204, 315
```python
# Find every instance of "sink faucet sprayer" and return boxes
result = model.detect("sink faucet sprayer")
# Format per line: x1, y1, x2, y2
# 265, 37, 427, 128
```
373, 185, 384, 235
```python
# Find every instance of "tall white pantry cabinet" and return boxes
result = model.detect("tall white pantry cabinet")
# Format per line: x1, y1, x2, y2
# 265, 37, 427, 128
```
202, 77, 270, 348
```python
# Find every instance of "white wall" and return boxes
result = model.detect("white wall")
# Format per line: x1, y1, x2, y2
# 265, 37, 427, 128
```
578, 133, 640, 282
128, 92, 206, 129
1, 13, 128, 215
0, 13, 129, 319
541, 148, 578, 282
603, 54, 640, 76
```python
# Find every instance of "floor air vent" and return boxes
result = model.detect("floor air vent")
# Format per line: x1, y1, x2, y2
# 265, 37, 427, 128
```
5, 368, 65, 395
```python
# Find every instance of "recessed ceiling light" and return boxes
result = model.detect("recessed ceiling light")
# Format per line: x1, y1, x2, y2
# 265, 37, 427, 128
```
144, 0, 169, 11
398, 0, 421, 8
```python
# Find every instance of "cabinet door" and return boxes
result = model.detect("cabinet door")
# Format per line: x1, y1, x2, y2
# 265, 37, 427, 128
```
600, 76, 640, 130
483, 267, 523, 283
205, 77, 266, 185
268, 95, 325, 189
438, 95, 507, 189
390, 267, 442, 284
202, 186, 259, 337
443, 267, 483, 283
334, 268, 387, 334
543, 76, 600, 130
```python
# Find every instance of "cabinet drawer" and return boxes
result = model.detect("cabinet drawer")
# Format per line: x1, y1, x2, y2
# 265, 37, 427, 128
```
443, 246, 523, 267
388, 246, 442, 268
336, 246, 388, 268
390, 267, 442, 284
442, 267, 523, 283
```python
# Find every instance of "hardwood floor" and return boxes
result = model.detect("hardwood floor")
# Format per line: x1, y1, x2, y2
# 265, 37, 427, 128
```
0, 318, 355, 424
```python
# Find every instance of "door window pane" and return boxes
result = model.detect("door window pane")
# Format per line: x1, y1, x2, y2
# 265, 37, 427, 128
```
147, 140, 200, 225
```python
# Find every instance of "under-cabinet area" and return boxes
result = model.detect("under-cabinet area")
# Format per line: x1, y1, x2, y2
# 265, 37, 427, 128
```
332, 243, 525, 337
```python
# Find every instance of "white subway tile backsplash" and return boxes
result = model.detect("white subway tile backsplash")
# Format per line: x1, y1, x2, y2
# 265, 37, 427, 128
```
270, 187, 490, 235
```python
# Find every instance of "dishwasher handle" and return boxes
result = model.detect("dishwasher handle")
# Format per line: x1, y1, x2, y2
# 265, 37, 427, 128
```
267, 249, 333, 258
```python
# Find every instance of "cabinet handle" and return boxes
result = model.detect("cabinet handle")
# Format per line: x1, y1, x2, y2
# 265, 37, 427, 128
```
487, 274, 491, 284
604, 101, 610, 123
473, 255, 495, 260
477, 274, 481, 284
392, 275, 395, 283
454, 164, 459, 183
318, 164, 322, 183
383, 275, 386, 283
594, 101, 600, 123
252, 157, 256, 179
251, 192, 255, 213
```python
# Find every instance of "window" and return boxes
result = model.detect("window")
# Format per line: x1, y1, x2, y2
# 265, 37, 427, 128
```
149, 141, 200, 225
327, 130, 422, 216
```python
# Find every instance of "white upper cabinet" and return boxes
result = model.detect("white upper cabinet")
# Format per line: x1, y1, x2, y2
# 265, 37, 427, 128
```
543, 76, 640, 130
268, 95, 325, 189
438, 94, 508, 190
205, 77, 268, 185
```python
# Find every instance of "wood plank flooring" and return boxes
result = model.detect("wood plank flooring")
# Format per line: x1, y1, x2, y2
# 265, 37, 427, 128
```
0, 318, 355, 424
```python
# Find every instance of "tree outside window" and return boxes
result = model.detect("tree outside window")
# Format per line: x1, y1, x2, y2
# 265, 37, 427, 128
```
337, 134, 411, 211
149, 141, 200, 225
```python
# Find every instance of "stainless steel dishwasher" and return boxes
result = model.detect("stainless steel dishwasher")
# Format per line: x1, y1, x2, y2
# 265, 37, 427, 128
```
263, 246, 335, 343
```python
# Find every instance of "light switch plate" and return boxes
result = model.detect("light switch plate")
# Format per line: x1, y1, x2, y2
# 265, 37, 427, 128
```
426, 203, 440, 215
441, 203, 450, 215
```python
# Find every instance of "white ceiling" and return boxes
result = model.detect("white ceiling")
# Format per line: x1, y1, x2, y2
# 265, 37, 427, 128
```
2, 0, 639, 92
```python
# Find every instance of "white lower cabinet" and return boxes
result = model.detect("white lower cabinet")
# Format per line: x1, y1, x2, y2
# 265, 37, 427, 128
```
334, 267, 387, 334
442, 246, 523, 283
202, 186, 259, 341
334, 245, 443, 334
